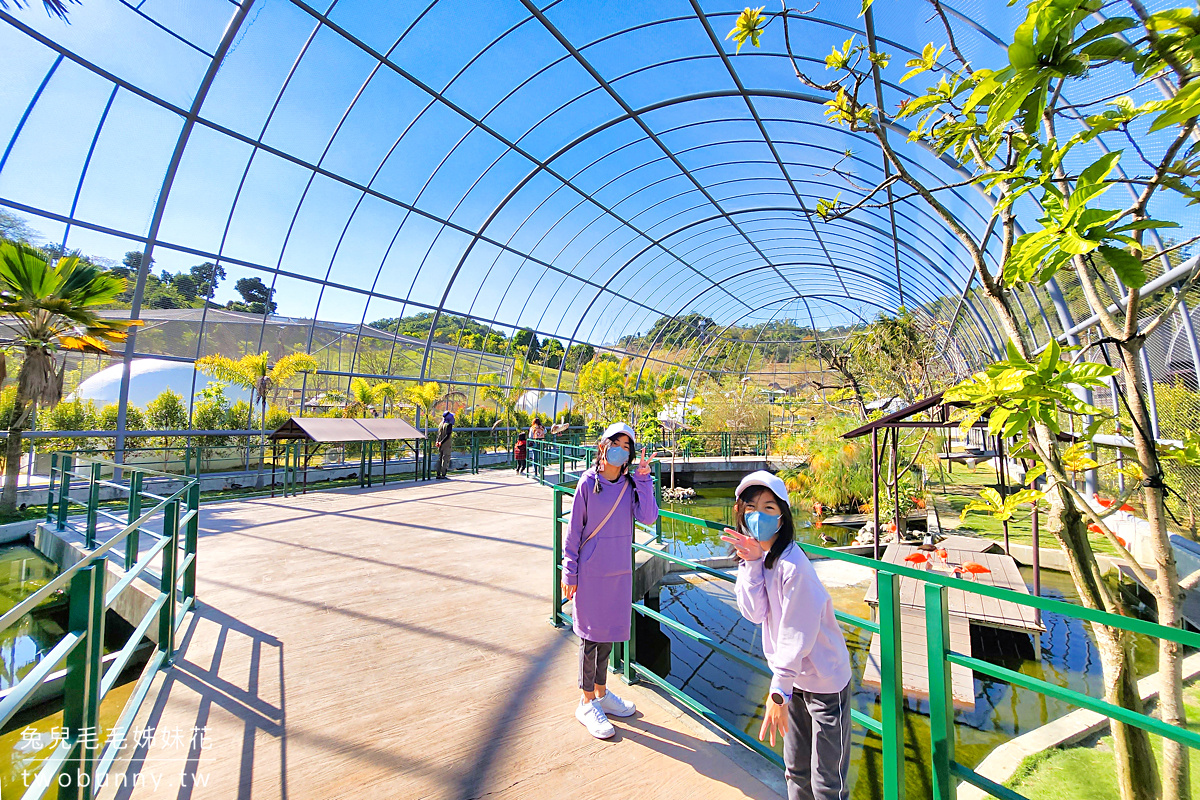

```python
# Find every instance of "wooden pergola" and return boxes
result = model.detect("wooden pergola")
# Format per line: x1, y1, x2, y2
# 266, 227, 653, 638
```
268, 417, 426, 496
841, 392, 1047, 608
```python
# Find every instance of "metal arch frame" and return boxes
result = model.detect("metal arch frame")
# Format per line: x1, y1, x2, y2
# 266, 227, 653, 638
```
679, 297, 877, 407
0, 0, 1130, 433
113, 0, 259, 462
686, 0, 849, 296
410, 83, 1010, 379
4, 9, 1006, 360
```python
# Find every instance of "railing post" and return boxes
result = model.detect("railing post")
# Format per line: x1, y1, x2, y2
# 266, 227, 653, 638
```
158, 499, 179, 662
878, 570, 906, 800
46, 452, 58, 522
926, 583, 956, 800
551, 488, 563, 627
85, 462, 101, 549
62, 563, 103, 799
57, 454, 73, 531
125, 471, 143, 571
558, 446, 564, 487
184, 481, 200, 603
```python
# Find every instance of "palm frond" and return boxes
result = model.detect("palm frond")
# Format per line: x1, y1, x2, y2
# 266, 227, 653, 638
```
0, 0, 81, 20
269, 352, 318, 384
195, 355, 255, 389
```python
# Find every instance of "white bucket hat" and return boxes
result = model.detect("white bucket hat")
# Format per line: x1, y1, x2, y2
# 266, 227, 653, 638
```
601, 421, 636, 447
735, 470, 789, 506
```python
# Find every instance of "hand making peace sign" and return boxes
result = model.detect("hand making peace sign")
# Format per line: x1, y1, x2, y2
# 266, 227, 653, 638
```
720, 526, 765, 561
635, 446, 651, 476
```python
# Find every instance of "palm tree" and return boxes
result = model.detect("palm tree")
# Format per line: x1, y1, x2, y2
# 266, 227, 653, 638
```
372, 382, 399, 418
406, 381, 442, 431
195, 350, 317, 487
0, 242, 140, 512
343, 378, 377, 418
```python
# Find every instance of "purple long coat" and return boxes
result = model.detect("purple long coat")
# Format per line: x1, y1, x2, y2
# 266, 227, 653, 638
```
562, 468, 659, 643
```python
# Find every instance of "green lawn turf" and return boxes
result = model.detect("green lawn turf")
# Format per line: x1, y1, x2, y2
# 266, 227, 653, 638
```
927, 461, 1119, 556
1004, 682, 1200, 799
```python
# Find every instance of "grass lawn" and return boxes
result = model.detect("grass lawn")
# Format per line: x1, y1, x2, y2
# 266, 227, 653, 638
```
927, 462, 1119, 556
1004, 682, 1200, 798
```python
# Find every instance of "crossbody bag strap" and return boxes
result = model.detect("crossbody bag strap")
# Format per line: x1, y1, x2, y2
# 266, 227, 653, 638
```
578, 479, 629, 549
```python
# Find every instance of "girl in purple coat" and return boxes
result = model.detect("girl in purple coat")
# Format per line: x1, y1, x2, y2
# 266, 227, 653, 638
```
561, 422, 658, 739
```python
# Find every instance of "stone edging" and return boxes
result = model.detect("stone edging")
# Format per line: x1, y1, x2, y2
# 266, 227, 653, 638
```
958, 650, 1200, 798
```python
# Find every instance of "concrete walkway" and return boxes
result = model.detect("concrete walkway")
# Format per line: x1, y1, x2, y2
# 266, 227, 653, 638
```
99, 473, 776, 800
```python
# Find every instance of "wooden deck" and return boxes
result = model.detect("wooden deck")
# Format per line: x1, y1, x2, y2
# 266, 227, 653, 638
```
98, 474, 775, 800
860, 539, 1044, 711
863, 542, 1044, 634
860, 608, 975, 708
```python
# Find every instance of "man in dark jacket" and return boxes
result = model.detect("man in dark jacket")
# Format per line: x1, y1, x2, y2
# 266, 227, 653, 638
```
435, 411, 454, 479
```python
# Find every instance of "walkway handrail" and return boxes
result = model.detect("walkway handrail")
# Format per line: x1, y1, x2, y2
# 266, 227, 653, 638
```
549, 481, 1200, 800
5, 452, 202, 797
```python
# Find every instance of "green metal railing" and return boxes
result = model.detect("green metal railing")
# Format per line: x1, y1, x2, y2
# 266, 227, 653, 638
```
6, 453, 202, 798
549, 480, 1200, 800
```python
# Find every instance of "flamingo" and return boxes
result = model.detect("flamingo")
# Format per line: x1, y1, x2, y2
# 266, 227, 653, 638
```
936, 548, 949, 566
904, 552, 930, 570
958, 562, 991, 580
1094, 494, 1136, 513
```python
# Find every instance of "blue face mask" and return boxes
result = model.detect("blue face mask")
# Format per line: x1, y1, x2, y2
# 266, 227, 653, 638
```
604, 445, 629, 468
744, 510, 780, 541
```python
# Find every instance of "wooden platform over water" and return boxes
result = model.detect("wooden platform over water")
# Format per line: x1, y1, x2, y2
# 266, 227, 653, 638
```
860, 539, 1044, 710
97, 474, 774, 800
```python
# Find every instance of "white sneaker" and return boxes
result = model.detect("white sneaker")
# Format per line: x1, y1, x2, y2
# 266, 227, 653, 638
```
575, 700, 615, 739
596, 690, 636, 717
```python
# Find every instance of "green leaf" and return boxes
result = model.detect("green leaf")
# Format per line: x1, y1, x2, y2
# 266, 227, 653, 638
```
1077, 151, 1121, 189
725, 6, 767, 54
1098, 245, 1146, 288
1150, 81, 1200, 133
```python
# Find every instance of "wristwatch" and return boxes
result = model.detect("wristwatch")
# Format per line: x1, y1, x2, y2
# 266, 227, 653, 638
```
770, 691, 787, 705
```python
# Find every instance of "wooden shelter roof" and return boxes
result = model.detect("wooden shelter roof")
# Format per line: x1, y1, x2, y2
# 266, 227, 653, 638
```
268, 417, 425, 442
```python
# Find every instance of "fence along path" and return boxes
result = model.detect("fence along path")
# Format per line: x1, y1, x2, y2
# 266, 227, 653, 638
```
101, 473, 775, 799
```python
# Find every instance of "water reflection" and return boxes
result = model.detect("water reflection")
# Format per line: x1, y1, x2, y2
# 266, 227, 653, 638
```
0, 546, 65, 693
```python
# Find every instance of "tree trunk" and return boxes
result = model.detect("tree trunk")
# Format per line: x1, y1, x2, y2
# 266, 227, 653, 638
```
255, 397, 267, 488
1, 419, 26, 513
1119, 343, 1191, 800
1048, 487, 1161, 800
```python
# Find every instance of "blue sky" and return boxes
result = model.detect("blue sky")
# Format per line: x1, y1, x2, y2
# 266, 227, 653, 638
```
0, 0, 1188, 366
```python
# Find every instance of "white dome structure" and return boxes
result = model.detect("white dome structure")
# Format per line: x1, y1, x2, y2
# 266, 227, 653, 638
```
72, 359, 252, 408
515, 390, 573, 418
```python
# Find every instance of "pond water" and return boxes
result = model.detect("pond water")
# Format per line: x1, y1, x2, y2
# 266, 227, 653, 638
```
0, 546, 69, 693
0, 544, 142, 799
650, 487, 1159, 800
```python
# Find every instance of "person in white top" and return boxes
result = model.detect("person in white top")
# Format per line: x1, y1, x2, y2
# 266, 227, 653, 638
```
722, 471, 852, 800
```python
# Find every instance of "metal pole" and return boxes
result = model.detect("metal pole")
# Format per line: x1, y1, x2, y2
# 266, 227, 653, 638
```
999, 436, 1009, 555
551, 487, 563, 626
890, 429, 900, 537
878, 571, 906, 800
872, 427, 880, 560
925, 583, 955, 800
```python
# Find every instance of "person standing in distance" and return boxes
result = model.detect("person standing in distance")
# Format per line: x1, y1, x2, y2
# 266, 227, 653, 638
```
434, 411, 454, 479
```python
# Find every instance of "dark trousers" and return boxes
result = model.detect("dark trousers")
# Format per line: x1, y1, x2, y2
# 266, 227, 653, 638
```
578, 639, 613, 692
516, 458, 527, 474
436, 444, 451, 478
783, 681, 852, 800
